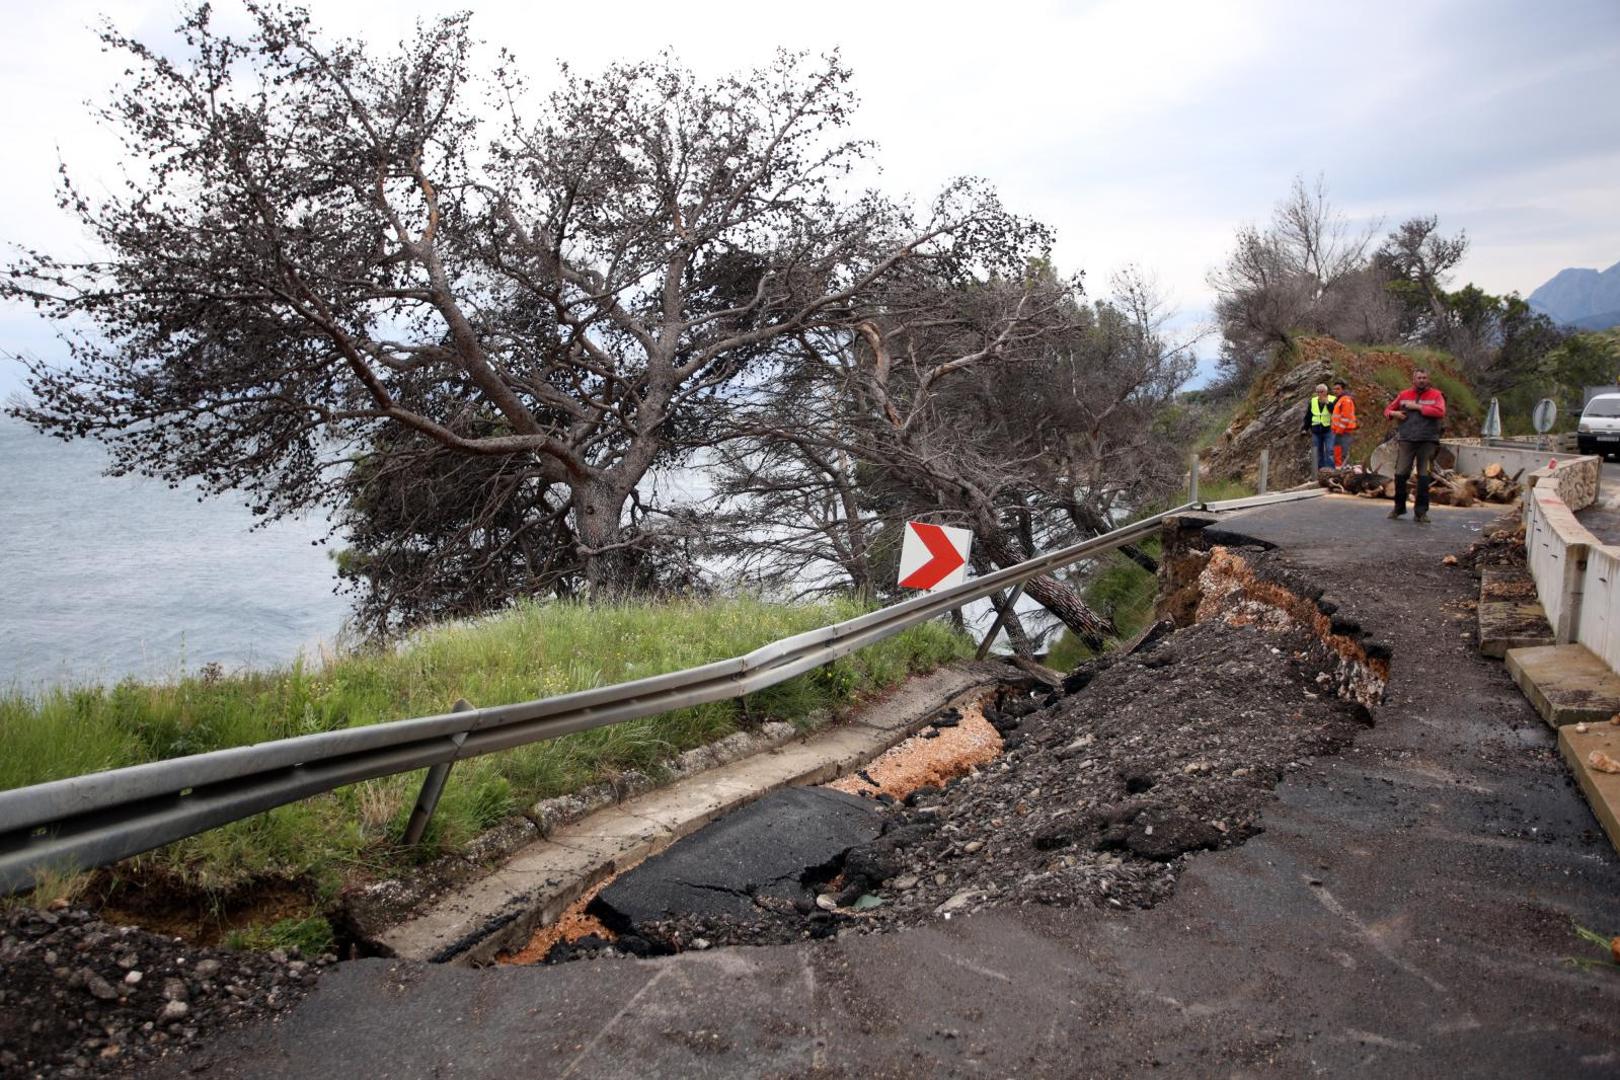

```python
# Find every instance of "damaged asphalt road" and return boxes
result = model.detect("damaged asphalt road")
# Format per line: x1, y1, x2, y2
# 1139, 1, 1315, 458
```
133, 498, 1620, 1079
581, 788, 881, 952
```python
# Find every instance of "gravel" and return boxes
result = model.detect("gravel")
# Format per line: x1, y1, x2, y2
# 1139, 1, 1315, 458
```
0, 906, 327, 1078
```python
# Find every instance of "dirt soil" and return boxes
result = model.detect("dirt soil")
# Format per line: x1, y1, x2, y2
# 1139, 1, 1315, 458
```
0, 906, 325, 1078
826, 702, 1003, 802
540, 542, 1387, 958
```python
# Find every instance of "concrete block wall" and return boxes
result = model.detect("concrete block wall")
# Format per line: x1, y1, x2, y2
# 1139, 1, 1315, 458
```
1578, 545, 1620, 672
1525, 487, 1595, 643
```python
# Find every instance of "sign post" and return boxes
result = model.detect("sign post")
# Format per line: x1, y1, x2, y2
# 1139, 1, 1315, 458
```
1533, 398, 1557, 451
897, 521, 972, 592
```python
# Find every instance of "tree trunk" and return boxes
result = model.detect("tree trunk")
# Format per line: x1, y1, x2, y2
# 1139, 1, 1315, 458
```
1020, 572, 1112, 650
573, 477, 636, 595
997, 596, 1037, 658
979, 529, 1113, 649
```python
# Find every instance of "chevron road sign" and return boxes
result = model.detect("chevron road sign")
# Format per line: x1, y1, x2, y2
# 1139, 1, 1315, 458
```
897, 521, 972, 592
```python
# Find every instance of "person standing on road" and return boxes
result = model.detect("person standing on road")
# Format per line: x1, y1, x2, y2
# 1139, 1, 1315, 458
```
1330, 379, 1358, 468
1302, 382, 1337, 472
1384, 368, 1447, 523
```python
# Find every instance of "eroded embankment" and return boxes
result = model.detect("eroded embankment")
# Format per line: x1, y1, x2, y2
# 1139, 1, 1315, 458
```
520, 535, 1395, 962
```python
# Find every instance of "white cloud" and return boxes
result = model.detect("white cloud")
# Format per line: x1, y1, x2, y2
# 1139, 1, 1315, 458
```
2, 0, 1617, 395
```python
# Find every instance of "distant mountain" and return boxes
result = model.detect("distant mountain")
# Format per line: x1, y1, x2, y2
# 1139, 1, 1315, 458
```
1528, 260, 1620, 330
1572, 308, 1620, 332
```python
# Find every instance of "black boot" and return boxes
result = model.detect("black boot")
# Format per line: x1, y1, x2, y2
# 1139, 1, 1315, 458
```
1414, 475, 1431, 522
1389, 476, 1407, 519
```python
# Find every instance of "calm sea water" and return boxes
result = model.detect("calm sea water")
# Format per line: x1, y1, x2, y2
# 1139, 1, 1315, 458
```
0, 419, 349, 690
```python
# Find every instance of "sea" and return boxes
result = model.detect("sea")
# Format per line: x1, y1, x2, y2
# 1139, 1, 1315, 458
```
0, 418, 349, 691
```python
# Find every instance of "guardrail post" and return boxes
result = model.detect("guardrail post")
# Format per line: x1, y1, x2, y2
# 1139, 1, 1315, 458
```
1258, 449, 1269, 495
402, 698, 474, 847
1188, 453, 1199, 504
975, 583, 1026, 661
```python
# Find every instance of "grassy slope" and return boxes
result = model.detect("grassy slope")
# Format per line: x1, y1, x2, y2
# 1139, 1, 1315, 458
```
2, 598, 969, 906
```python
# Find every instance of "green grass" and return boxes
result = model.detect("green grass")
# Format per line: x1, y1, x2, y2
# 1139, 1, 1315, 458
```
1, 597, 969, 895
223, 915, 335, 956
1427, 370, 1480, 419
1197, 477, 1259, 503
1371, 364, 1409, 396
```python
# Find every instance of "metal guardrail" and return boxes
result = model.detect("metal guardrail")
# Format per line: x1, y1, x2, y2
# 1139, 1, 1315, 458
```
0, 489, 1321, 893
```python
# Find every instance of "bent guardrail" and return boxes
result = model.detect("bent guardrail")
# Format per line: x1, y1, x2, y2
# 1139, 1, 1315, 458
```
0, 489, 1320, 893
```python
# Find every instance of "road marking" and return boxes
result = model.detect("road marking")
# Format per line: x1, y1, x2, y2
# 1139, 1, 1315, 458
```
1304, 877, 1448, 995
557, 965, 671, 1079
943, 952, 1013, 983
800, 952, 827, 1072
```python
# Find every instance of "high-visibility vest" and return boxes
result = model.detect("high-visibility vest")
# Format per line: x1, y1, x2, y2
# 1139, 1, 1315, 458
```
1309, 395, 1335, 428
1331, 394, 1358, 434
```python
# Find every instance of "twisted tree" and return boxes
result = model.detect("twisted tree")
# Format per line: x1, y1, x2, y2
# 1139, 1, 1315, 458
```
5, 5, 1026, 617
713, 266, 1195, 650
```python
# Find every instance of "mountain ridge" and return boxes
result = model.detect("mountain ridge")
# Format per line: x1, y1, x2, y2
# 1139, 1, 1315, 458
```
1528, 259, 1620, 329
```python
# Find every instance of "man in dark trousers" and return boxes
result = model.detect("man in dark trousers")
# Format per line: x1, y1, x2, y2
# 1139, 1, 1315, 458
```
1301, 382, 1337, 471
1384, 368, 1447, 523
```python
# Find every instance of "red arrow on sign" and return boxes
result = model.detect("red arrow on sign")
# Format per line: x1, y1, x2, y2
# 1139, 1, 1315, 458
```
898, 522, 966, 590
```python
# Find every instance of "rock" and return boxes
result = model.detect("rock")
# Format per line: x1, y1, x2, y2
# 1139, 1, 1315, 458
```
814, 894, 838, 911
83, 971, 120, 1001
162, 978, 188, 1002
192, 958, 222, 979
159, 1000, 190, 1022
124, 970, 143, 986
691, 938, 711, 951
963, 840, 985, 854
934, 890, 984, 915
891, 874, 920, 891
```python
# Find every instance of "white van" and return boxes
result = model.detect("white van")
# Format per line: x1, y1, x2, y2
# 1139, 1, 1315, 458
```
1578, 393, 1620, 459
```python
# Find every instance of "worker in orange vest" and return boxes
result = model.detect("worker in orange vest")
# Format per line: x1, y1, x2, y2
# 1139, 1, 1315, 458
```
1329, 379, 1358, 467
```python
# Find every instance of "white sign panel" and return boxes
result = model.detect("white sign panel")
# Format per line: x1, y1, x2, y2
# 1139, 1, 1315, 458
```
897, 522, 972, 592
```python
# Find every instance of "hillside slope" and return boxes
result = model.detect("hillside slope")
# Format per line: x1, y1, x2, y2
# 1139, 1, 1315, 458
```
1205, 337, 1482, 489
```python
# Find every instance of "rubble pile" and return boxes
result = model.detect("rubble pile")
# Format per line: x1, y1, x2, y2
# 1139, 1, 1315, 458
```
0, 905, 325, 1078
538, 548, 1382, 960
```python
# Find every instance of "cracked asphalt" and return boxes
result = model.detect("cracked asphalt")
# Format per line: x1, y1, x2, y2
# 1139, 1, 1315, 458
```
136, 497, 1620, 1078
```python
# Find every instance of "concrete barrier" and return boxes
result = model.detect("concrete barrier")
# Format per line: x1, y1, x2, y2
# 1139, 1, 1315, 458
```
1525, 486, 1596, 643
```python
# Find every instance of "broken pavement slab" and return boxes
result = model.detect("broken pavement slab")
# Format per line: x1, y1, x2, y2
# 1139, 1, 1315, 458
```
373, 663, 1003, 964
592, 787, 883, 929
1477, 565, 1554, 658
1559, 723, 1620, 855
1505, 643, 1620, 727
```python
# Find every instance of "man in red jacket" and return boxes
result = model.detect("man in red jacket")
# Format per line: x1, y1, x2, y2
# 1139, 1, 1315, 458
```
1384, 368, 1447, 523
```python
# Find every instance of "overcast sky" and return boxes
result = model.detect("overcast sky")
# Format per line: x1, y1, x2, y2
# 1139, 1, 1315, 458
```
2, 0, 1617, 396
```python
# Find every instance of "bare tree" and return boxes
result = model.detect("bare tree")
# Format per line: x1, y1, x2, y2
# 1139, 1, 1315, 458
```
4, 5, 1025, 604
715, 267, 1195, 650
1209, 175, 1380, 390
